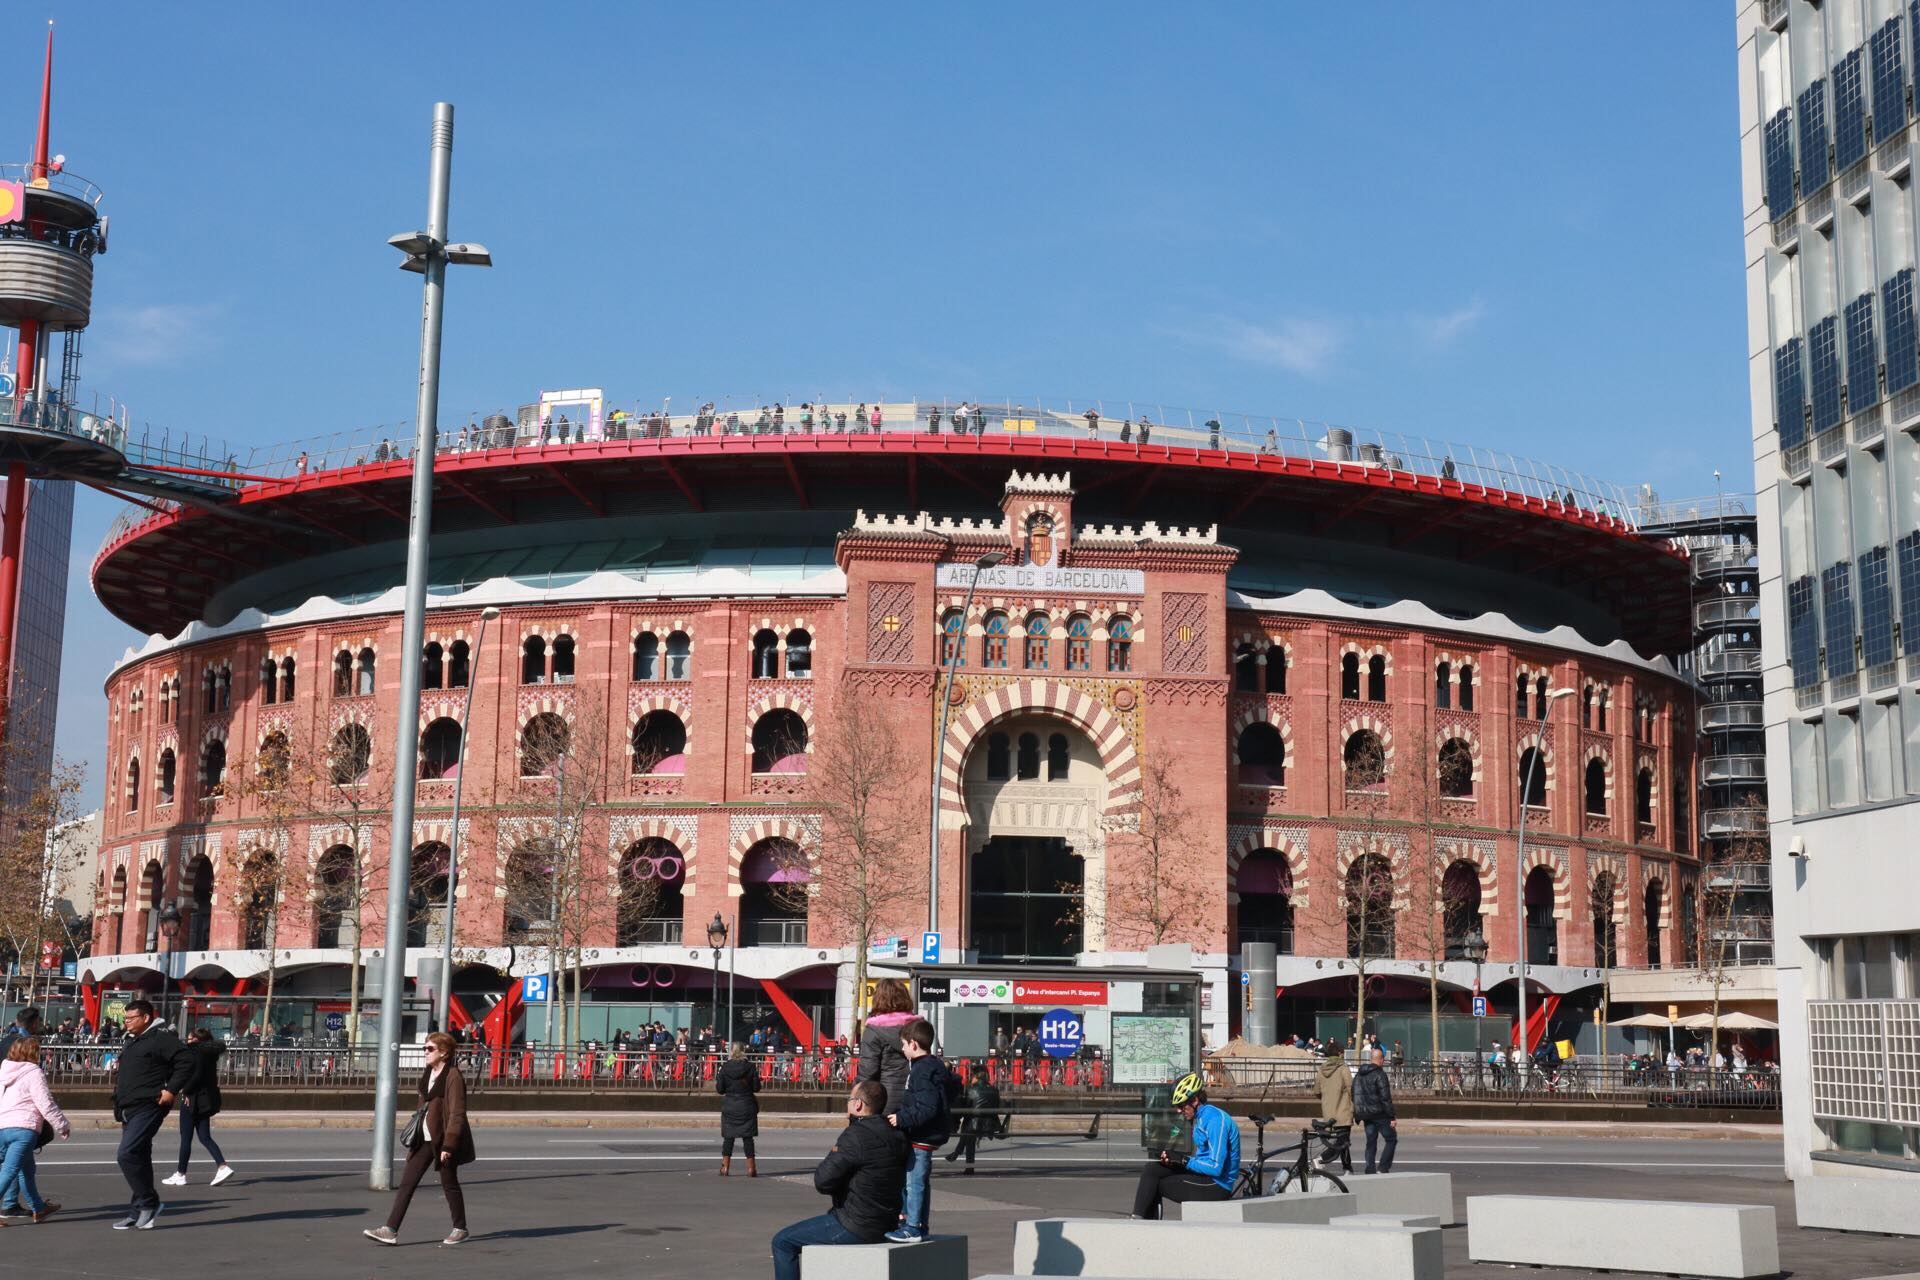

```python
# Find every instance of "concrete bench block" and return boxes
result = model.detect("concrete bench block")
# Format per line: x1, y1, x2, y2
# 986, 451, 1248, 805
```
801, 1234, 967, 1279
1176, 1188, 1354, 1223
1335, 1212, 1442, 1229
1345, 1171, 1457, 1224
1466, 1195, 1779, 1279
1012, 1217, 1442, 1279
1794, 1173, 1920, 1236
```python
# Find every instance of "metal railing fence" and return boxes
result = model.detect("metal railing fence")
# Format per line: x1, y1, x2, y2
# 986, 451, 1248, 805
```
1213, 1056, 1781, 1109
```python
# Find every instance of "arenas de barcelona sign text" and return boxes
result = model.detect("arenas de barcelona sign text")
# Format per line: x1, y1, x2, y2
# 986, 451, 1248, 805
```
935, 563, 1144, 594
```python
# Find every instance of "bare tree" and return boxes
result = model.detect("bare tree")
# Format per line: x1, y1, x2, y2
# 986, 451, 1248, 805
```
1095, 748, 1215, 950
297, 721, 395, 1044
1400, 732, 1478, 1061
1692, 795, 1770, 1064
1322, 729, 1397, 1039
0, 742, 85, 1008
1589, 867, 1620, 1042
773, 686, 924, 1029
228, 735, 310, 1040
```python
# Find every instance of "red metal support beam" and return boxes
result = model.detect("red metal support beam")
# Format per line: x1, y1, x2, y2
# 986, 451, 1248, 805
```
291, 506, 366, 547
927, 458, 994, 501
445, 475, 515, 524
1226, 478, 1275, 522
1312, 488, 1384, 536
658, 457, 703, 512
542, 463, 604, 517
782, 454, 810, 508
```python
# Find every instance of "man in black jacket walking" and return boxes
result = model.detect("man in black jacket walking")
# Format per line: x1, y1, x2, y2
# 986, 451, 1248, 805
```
111, 1000, 195, 1230
1353, 1047, 1398, 1174
769, 1079, 908, 1280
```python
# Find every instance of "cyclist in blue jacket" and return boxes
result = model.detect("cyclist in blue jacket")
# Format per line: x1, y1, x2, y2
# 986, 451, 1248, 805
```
1130, 1072, 1240, 1218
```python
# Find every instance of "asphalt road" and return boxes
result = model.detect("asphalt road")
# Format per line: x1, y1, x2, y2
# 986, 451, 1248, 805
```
1, 1126, 1908, 1280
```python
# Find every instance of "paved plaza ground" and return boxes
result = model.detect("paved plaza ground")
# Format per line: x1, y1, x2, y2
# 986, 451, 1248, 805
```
1, 1122, 1910, 1279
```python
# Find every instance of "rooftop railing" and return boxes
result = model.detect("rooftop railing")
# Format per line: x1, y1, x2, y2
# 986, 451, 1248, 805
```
1635, 493, 1754, 529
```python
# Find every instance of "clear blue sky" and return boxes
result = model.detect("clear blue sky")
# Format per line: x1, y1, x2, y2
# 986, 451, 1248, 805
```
17, 4, 1749, 797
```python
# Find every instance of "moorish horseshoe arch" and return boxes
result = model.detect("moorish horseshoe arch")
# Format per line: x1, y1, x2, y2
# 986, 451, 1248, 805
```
936, 679, 1140, 822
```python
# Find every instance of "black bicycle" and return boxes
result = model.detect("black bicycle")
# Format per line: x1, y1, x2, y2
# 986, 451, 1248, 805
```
1231, 1115, 1350, 1197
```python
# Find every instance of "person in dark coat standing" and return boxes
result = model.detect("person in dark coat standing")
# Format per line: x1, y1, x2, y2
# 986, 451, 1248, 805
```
365, 1032, 475, 1247
769, 1080, 908, 1280
163, 1029, 234, 1187
856, 978, 916, 1114
943, 1063, 1002, 1173
1353, 1047, 1398, 1173
716, 1043, 761, 1177
111, 1000, 195, 1230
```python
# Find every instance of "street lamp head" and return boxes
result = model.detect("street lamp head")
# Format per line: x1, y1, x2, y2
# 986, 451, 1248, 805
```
1463, 931, 1488, 964
159, 901, 181, 940
1546, 687, 1578, 701
975, 551, 1005, 571
706, 914, 729, 948
388, 230, 436, 257
444, 243, 493, 267
480, 606, 501, 621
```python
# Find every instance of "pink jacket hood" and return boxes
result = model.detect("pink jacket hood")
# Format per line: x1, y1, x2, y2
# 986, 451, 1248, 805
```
865, 1012, 917, 1028
0, 1058, 70, 1137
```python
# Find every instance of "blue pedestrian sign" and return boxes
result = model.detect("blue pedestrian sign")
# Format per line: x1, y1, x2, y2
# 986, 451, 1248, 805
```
1472, 994, 1488, 1019
1240, 970, 1251, 986
522, 974, 550, 1003
1038, 1008, 1083, 1058
921, 932, 942, 964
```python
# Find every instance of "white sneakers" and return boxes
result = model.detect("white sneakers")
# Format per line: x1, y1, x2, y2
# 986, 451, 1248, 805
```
210, 1165, 235, 1186
160, 1173, 188, 1187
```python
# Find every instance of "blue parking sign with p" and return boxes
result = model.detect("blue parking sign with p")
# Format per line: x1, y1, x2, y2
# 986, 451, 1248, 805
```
921, 932, 941, 964
522, 974, 549, 1003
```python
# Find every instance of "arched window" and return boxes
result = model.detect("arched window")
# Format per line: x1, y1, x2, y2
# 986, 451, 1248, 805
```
407, 843, 451, 947
1518, 747, 1547, 806
1442, 860, 1483, 957
633, 633, 660, 681
941, 611, 966, 668
421, 642, 445, 690
202, 739, 227, 794
158, 681, 172, 724
186, 856, 212, 949
218, 664, 232, 710
751, 709, 808, 774
1438, 739, 1474, 796
314, 845, 357, 949
1525, 866, 1558, 964
330, 723, 372, 785
522, 636, 548, 685
125, 757, 140, 812
985, 732, 1011, 781
1024, 614, 1050, 670
129, 689, 143, 728
1514, 673, 1530, 719
1366, 654, 1387, 702
202, 668, 218, 714
618, 838, 686, 945
1343, 729, 1386, 789
1534, 676, 1549, 720
1434, 661, 1452, 709
1105, 616, 1132, 672
785, 629, 812, 679
333, 650, 354, 697
1585, 758, 1608, 815
420, 717, 463, 780
1065, 614, 1091, 670
1597, 689, 1609, 732
279, 656, 296, 702
1237, 722, 1286, 787
1592, 871, 1618, 967
1015, 732, 1040, 780
158, 749, 177, 805
446, 640, 469, 690
261, 658, 279, 704
1235, 644, 1259, 691
751, 629, 780, 679
1236, 851, 1294, 954
1582, 686, 1595, 729
1680, 887, 1699, 965
665, 631, 691, 679
355, 648, 376, 697
981, 612, 1009, 668
1457, 663, 1474, 710
551, 634, 575, 684
739, 838, 809, 946
1047, 733, 1069, 781
1345, 854, 1395, 958
1635, 768, 1654, 824
520, 712, 570, 777
504, 842, 554, 942
140, 860, 166, 951
1340, 652, 1361, 700
630, 711, 687, 776
1265, 647, 1286, 693
259, 730, 290, 789
1644, 880, 1664, 968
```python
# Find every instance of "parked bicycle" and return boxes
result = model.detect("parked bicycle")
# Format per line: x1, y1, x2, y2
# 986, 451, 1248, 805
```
1231, 1114, 1350, 1197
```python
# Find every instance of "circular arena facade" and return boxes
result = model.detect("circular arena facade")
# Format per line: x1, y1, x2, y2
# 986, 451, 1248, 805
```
82, 400, 1700, 1051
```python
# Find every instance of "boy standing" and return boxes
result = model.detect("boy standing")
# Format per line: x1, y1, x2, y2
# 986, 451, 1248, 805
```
884, 1018, 951, 1242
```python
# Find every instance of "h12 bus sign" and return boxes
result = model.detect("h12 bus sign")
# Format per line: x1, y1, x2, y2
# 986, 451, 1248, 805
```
1037, 1008, 1083, 1058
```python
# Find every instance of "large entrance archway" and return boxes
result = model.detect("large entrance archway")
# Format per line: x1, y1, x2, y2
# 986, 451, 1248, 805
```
959, 711, 1112, 955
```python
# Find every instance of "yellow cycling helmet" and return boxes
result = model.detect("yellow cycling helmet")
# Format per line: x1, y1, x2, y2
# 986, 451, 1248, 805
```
1170, 1072, 1205, 1107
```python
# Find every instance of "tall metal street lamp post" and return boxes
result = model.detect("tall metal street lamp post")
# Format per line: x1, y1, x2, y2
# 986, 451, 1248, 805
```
1461, 929, 1488, 1083
927, 552, 1006, 941
158, 902, 181, 1027
434, 605, 500, 1035
370, 102, 492, 1192
706, 914, 729, 1045
1515, 686, 1576, 1082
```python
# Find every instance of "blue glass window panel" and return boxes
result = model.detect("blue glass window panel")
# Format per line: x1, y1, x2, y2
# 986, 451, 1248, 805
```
1884, 269, 1919, 393
1809, 315, 1843, 432
1845, 292, 1880, 411
1765, 108, 1797, 216
1836, 50, 1870, 171
1798, 80, 1830, 193
1873, 19, 1907, 133
1859, 546, 1896, 667
1788, 575, 1822, 687
1897, 531, 1920, 656
1822, 561, 1858, 678
1776, 337, 1808, 448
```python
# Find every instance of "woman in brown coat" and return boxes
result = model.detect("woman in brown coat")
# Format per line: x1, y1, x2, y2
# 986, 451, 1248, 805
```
365, 1032, 474, 1246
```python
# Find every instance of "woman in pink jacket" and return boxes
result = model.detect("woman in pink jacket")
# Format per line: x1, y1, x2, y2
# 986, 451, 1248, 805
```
0, 1036, 71, 1224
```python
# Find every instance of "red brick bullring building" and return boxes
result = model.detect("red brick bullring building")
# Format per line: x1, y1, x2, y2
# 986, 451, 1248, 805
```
82, 406, 1698, 1051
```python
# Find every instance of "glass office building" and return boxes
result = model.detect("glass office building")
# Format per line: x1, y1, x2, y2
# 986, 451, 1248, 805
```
0, 472, 71, 807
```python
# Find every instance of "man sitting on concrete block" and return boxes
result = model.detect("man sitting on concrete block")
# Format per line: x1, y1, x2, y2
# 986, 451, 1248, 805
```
1130, 1071, 1239, 1219
770, 1080, 908, 1280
